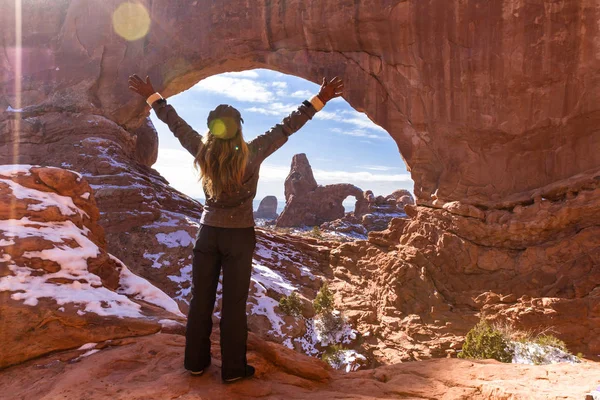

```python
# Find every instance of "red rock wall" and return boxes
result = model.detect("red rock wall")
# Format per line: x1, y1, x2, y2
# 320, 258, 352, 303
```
2, 0, 598, 206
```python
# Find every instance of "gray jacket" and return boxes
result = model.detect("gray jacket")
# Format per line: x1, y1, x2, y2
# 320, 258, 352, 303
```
152, 98, 318, 228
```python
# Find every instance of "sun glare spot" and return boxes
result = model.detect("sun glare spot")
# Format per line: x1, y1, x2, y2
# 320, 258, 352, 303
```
112, 2, 151, 41
208, 119, 227, 138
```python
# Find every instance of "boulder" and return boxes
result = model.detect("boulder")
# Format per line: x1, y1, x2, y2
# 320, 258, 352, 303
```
254, 195, 279, 220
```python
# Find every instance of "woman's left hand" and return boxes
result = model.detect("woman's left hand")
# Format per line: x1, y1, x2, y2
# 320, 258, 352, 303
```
317, 76, 344, 103
128, 74, 156, 99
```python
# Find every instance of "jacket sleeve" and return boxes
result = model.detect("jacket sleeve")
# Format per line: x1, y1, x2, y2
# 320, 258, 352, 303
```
151, 98, 202, 157
249, 100, 317, 164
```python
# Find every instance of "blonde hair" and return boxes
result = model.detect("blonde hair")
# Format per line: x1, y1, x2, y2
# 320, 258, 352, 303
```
194, 130, 249, 198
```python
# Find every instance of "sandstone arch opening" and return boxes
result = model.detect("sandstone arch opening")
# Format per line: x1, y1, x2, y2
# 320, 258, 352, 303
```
148, 68, 414, 230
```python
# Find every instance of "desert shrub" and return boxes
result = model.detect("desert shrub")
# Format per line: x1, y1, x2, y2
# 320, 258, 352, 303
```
535, 334, 567, 351
313, 281, 334, 314
279, 291, 303, 317
319, 310, 345, 334
321, 344, 345, 366
311, 226, 323, 239
458, 321, 512, 363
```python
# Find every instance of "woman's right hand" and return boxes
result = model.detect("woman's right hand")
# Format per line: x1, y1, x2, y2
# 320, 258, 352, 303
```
317, 76, 344, 103
128, 74, 156, 99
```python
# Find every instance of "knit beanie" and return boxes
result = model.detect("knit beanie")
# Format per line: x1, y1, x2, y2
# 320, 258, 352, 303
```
207, 104, 244, 140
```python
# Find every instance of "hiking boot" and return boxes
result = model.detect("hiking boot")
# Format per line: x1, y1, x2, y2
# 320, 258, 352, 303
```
222, 364, 255, 383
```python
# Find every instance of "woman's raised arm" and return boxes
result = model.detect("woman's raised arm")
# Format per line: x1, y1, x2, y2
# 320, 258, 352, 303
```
128, 74, 202, 157
248, 76, 344, 164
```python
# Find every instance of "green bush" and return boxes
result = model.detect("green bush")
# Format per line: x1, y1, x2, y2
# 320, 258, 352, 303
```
313, 281, 334, 314
321, 344, 345, 365
535, 334, 567, 351
279, 291, 303, 317
311, 226, 323, 239
458, 321, 512, 363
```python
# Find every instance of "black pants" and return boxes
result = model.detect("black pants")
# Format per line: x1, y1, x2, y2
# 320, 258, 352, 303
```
184, 223, 256, 379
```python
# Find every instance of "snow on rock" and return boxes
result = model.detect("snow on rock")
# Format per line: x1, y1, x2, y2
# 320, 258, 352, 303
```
155, 230, 194, 248
167, 264, 193, 301
77, 343, 98, 351
509, 341, 581, 365
0, 165, 186, 368
0, 164, 33, 176
251, 262, 296, 296
312, 310, 358, 347
325, 349, 368, 372
249, 278, 288, 337
0, 177, 88, 218
159, 319, 185, 328
143, 251, 165, 269
112, 254, 184, 317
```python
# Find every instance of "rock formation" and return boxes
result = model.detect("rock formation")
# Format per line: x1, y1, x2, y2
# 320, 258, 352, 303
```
359, 189, 413, 232
253, 195, 279, 221
1, 0, 600, 397
277, 154, 367, 227
2, 332, 600, 400
2, 0, 598, 208
320, 189, 415, 237
0, 165, 184, 369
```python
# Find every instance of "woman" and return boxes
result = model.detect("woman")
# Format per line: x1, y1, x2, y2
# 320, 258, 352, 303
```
128, 73, 343, 383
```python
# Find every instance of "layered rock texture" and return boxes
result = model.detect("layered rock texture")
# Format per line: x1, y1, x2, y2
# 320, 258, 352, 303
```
2, 0, 598, 207
1, 0, 599, 397
321, 189, 415, 237
2, 333, 600, 400
277, 154, 367, 227
0, 165, 184, 369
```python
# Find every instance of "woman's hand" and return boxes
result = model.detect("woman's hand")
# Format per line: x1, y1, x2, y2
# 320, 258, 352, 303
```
317, 76, 344, 103
128, 74, 156, 99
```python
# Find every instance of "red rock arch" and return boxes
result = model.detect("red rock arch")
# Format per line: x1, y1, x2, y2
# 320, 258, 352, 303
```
3, 0, 598, 207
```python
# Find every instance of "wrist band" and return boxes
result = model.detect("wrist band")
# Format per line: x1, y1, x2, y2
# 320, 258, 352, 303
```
309, 95, 325, 112
146, 92, 163, 107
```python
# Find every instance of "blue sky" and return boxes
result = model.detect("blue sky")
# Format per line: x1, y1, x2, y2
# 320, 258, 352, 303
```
150, 69, 413, 204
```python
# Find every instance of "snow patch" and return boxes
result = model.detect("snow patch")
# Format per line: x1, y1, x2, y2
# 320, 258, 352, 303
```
0, 217, 181, 319
0, 178, 88, 218
155, 230, 194, 248
143, 251, 165, 269
509, 341, 581, 365
0, 164, 33, 176
113, 254, 184, 317
77, 343, 97, 351
159, 319, 185, 328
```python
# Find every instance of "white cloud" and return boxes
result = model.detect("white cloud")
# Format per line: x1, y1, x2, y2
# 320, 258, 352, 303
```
315, 109, 388, 134
260, 162, 411, 183
153, 148, 204, 198
290, 90, 312, 99
246, 102, 297, 116
314, 110, 339, 121
193, 76, 274, 103
272, 81, 288, 89
257, 164, 290, 181
359, 165, 398, 171
312, 169, 412, 183
341, 129, 386, 139
220, 70, 260, 78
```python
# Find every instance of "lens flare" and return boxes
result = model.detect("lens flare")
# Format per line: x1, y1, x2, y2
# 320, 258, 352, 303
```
112, 2, 151, 41
208, 119, 227, 138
